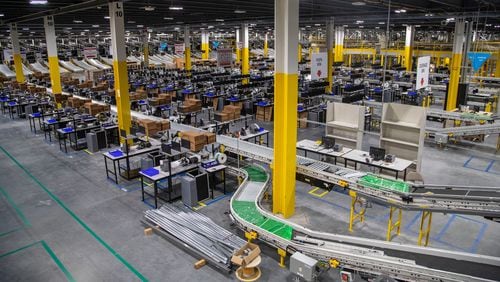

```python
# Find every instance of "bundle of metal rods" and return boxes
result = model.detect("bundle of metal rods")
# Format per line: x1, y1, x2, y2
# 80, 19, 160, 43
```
145, 205, 246, 265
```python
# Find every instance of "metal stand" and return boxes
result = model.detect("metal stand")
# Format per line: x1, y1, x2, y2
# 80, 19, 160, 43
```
418, 211, 432, 246
386, 206, 402, 241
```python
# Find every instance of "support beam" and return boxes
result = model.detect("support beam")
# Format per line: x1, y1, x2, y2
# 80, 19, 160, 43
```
334, 26, 344, 62
263, 33, 268, 58
273, 0, 298, 218
143, 33, 149, 67
109, 0, 131, 144
241, 23, 249, 84
496, 49, 500, 78
43, 16, 62, 97
184, 25, 191, 72
446, 20, 465, 111
10, 23, 25, 83
201, 30, 209, 60
404, 25, 414, 71
326, 18, 334, 93
235, 28, 241, 63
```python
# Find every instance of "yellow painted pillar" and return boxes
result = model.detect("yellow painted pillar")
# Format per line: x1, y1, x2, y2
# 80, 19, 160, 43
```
326, 18, 334, 93
241, 23, 249, 84
235, 28, 241, 63
446, 20, 465, 111
297, 43, 302, 62
184, 25, 191, 72
201, 30, 209, 60
143, 33, 149, 67
348, 54, 352, 67
273, 0, 299, 218
334, 26, 344, 62
263, 33, 269, 58
380, 53, 384, 66
43, 16, 62, 96
496, 50, 500, 78
10, 24, 25, 83
109, 1, 132, 144
404, 25, 414, 71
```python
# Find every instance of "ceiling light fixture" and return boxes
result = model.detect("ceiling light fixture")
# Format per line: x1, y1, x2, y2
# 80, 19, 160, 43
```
425, 13, 433, 17
234, 10, 246, 14
356, 20, 364, 24
137, 25, 144, 28
92, 24, 99, 27
352, 1, 366, 5
127, 20, 136, 23
0, 14, 4, 17
30, 0, 48, 4
104, 16, 110, 19
144, 6, 155, 11
169, 6, 183, 10
164, 17, 173, 20
73, 20, 82, 23
315, 23, 321, 26
378, 21, 385, 24
215, 19, 224, 22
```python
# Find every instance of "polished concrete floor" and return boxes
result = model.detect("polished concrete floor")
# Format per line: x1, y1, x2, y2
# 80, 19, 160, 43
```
1, 108, 499, 281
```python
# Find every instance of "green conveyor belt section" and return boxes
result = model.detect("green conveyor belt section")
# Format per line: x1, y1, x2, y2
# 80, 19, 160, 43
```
233, 165, 293, 240
232, 201, 293, 240
243, 166, 268, 182
358, 174, 410, 193
460, 113, 492, 121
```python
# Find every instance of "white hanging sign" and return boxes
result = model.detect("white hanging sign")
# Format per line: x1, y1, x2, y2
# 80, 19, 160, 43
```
311, 52, 327, 81
416, 56, 430, 90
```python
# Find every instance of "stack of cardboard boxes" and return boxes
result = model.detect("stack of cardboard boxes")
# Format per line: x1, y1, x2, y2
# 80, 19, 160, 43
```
179, 99, 202, 113
215, 105, 241, 122
129, 91, 148, 101
137, 119, 171, 137
181, 131, 216, 152
84, 102, 111, 115
77, 81, 93, 89
62, 78, 79, 86
67, 97, 91, 109
53, 93, 69, 105
256, 105, 273, 122
149, 93, 172, 106
91, 82, 108, 92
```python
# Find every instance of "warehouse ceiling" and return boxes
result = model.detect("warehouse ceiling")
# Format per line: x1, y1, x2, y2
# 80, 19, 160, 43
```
0, 0, 499, 38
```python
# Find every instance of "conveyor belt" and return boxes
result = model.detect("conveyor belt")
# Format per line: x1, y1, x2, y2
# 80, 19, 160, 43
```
229, 164, 500, 281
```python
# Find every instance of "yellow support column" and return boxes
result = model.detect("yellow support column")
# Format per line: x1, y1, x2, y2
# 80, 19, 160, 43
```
446, 20, 465, 111
273, 0, 299, 218
241, 23, 250, 84
386, 206, 402, 241
10, 24, 25, 83
404, 25, 414, 71
326, 18, 334, 93
143, 33, 149, 67
297, 43, 302, 63
184, 25, 191, 72
263, 33, 269, 58
43, 16, 62, 98
418, 211, 433, 246
495, 49, 500, 78
109, 1, 132, 144
235, 28, 241, 63
334, 26, 344, 62
348, 54, 352, 67
201, 30, 209, 60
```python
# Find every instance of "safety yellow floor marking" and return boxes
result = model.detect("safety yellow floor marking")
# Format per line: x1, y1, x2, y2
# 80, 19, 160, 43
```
308, 187, 329, 198
192, 201, 207, 211
142, 181, 153, 187
83, 149, 93, 155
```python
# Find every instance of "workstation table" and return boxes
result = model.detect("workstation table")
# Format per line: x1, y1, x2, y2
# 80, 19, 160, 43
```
103, 145, 161, 184
204, 164, 227, 199
43, 118, 72, 142
56, 125, 101, 153
342, 149, 413, 180
296, 139, 352, 165
240, 129, 270, 147
139, 163, 198, 208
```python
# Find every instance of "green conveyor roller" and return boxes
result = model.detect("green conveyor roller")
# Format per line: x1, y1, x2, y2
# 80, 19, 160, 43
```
358, 174, 410, 193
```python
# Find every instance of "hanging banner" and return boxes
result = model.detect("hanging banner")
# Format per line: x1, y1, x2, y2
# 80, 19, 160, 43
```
174, 43, 185, 55
311, 52, 327, 81
468, 52, 491, 73
416, 56, 430, 90
83, 47, 98, 59
217, 48, 233, 67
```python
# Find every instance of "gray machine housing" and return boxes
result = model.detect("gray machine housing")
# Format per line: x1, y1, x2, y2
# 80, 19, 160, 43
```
290, 252, 319, 282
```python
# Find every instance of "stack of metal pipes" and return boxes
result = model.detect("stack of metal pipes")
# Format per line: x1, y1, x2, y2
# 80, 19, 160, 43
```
145, 205, 246, 265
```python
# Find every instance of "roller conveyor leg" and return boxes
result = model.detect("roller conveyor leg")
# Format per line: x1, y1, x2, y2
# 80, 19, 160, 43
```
348, 191, 366, 232
418, 211, 433, 247
386, 206, 402, 241
277, 248, 287, 268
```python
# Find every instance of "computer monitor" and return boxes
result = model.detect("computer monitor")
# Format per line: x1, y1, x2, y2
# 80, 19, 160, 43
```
369, 146, 386, 161
322, 136, 336, 149
171, 141, 182, 152
161, 143, 172, 154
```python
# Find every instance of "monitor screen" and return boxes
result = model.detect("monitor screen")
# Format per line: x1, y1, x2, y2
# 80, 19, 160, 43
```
322, 136, 336, 149
369, 146, 386, 161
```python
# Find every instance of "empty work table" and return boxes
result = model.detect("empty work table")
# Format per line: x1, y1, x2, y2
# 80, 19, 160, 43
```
56, 125, 100, 153
139, 164, 198, 208
342, 149, 413, 180
296, 139, 352, 164
103, 145, 160, 184
240, 130, 270, 147
204, 164, 227, 199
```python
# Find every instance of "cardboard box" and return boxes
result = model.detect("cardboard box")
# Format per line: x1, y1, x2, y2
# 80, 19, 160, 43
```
214, 112, 231, 122
204, 132, 216, 144
160, 120, 171, 130
231, 242, 261, 266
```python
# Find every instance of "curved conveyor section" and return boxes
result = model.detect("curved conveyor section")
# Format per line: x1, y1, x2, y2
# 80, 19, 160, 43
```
0, 64, 16, 78
230, 164, 500, 282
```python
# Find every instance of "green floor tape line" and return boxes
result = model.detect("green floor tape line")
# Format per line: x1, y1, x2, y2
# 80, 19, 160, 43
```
0, 146, 148, 282
0, 240, 75, 282
0, 186, 31, 226
359, 174, 409, 193
232, 200, 293, 240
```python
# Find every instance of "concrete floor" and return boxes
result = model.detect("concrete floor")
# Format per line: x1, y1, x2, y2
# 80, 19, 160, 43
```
1, 108, 499, 281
